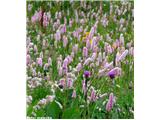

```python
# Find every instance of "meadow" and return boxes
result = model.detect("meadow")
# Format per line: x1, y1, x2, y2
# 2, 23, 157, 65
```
26, 1, 134, 119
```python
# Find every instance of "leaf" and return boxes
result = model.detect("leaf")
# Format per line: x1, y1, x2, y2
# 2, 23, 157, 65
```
35, 108, 46, 117
27, 105, 33, 116
45, 101, 62, 119
111, 110, 119, 119
62, 107, 81, 119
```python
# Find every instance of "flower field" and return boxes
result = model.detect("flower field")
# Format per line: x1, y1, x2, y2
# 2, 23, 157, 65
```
26, 1, 134, 119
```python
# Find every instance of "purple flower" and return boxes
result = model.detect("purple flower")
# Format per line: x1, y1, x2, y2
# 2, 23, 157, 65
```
106, 93, 115, 112
84, 71, 91, 78
107, 67, 121, 79
108, 70, 116, 79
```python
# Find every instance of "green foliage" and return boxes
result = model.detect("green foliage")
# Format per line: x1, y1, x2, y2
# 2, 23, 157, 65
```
45, 101, 62, 118
29, 82, 52, 103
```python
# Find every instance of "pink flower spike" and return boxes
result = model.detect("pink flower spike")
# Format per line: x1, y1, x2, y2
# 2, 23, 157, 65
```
106, 93, 115, 112
83, 47, 88, 58
37, 57, 43, 67
63, 36, 68, 48
67, 78, 73, 88
118, 49, 129, 62
90, 88, 96, 102
82, 80, 87, 95
26, 54, 31, 65
76, 63, 82, 72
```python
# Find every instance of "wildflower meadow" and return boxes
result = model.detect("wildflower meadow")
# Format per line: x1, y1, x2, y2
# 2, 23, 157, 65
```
26, 1, 134, 119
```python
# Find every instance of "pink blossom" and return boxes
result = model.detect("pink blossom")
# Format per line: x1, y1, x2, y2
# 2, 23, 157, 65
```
83, 47, 88, 58
37, 10, 42, 21
91, 52, 97, 61
73, 31, 79, 38
72, 44, 78, 54
86, 39, 91, 49
37, 57, 43, 67
104, 62, 113, 69
43, 12, 49, 27
82, 80, 87, 95
76, 63, 82, 72
98, 69, 106, 77
61, 24, 66, 33
93, 46, 98, 53
55, 30, 61, 41
63, 36, 68, 48
67, 78, 73, 88
83, 58, 93, 66
26, 54, 31, 65
107, 45, 113, 54
63, 58, 69, 69
31, 10, 42, 24
31, 15, 37, 23
88, 26, 95, 40
118, 49, 129, 62
129, 47, 134, 56
90, 88, 96, 102
106, 93, 115, 112
66, 55, 72, 64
